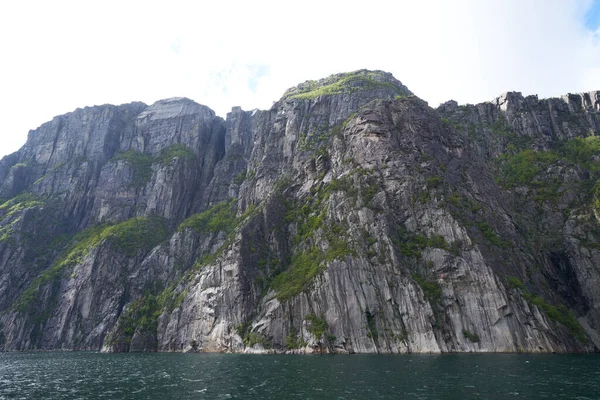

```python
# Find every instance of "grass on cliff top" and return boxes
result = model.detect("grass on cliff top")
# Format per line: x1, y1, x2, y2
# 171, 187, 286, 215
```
283, 70, 403, 101
14, 215, 169, 312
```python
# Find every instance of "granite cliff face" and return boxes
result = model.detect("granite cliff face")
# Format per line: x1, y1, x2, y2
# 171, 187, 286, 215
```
1, 70, 600, 353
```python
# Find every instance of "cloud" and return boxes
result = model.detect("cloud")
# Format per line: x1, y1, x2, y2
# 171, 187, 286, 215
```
1, 0, 599, 157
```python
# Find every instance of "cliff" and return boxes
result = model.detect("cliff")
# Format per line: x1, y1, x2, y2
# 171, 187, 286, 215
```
1, 70, 599, 353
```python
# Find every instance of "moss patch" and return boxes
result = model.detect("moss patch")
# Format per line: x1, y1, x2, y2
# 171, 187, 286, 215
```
111, 145, 195, 188
270, 239, 354, 300
15, 216, 168, 312
393, 226, 451, 257
111, 151, 154, 188
507, 276, 587, 343
158, 144, 196, 165
0, 193, 45, 219
462, 329, 481, 343
525, 293, 588, 343
412, 274, 443, 304
178, 200, 237, 235
283, 71, 403, 101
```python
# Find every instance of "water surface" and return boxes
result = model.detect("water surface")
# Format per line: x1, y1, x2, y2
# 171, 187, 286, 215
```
0, 352, 599, 399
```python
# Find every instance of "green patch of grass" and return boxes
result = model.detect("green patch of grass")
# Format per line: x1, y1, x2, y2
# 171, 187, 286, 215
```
426, 176, 443, 189
106, 284, 186, 347
0, 193, 45, 219
412, 274, 443, 304
158, 144, 195, 165
475, 221, 511, 248
561, 136, 600, 173
15, 216, 168, 312
271, 237, 355, 301
394, 226, 451, 257
329, 175, 359, 199
462, 329, 481, 343
498, 149, 560, 188
362, 183, 378, 204
524, 293, 587, 343
506, 275, 526, 290
491, 119, 512, 137
178, 200, 237, 235
270, 248, 324, 300
365, 310, 379, 341
10, 162, 28, 170
244, 332, 271, 348
283, 71, 403, 101
507, 275, 587, 342
104, 215, 168, 257
342, 112, 357, 130
498, 136, 600, 194
233, 171, 247, 185
185, 202, 259, 274
0, 224, 15, 243
111, 150, 154, 188
450, 239, 463, 256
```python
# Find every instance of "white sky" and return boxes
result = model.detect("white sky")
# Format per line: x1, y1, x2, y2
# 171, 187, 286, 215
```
1, 0, 599, 157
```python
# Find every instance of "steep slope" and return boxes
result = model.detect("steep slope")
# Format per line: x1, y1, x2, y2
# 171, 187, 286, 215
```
0, 70, 599, 353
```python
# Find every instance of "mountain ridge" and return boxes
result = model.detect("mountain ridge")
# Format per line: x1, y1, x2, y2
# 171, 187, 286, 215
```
1, 70, 600, 353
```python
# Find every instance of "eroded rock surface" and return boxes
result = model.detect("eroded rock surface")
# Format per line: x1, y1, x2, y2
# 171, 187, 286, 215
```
1, 70, 599, 353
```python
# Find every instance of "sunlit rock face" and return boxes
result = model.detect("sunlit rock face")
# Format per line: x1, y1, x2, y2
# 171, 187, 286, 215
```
1, 70, 599, 354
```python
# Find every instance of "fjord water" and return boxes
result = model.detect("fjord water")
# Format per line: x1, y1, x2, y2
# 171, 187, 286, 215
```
0, 353, 599, 399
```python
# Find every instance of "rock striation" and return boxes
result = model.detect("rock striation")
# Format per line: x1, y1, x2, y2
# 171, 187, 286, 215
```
1, 69, 599, 353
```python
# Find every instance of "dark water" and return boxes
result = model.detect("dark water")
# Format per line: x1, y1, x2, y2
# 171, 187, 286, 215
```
0, 353, 599, 399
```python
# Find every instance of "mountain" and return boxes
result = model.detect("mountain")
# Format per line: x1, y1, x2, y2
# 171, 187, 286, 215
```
1, 70, 599, 353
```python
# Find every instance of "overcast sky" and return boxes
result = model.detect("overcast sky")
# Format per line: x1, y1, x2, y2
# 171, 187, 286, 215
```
1, 0, 599, 157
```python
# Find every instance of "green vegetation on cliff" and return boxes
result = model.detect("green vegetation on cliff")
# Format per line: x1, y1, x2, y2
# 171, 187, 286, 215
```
106, 285, 185, 347
305, 314, 329, 340
283, 70, 404, 101
285, 325, 307, 350
507, 276, 587, 342
178, 200, 237, 235
112, 151, 154, 188
15, 216, 168, 312
158, 144, 196, 165
111, 144, 196, 188
498, 136, 600, 189
270, 238, 354, 300
0, 193, 45, 219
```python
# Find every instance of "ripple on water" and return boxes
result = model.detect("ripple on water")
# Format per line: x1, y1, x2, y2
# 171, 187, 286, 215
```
0, 353, 599, 399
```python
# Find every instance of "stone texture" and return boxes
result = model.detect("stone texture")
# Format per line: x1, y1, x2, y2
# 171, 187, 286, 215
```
0, 70, 599, 353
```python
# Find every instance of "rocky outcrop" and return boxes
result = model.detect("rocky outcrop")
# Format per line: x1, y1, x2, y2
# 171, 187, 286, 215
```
0, 69, 599, 353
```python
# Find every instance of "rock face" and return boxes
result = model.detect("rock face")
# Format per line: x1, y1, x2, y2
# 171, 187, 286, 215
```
1, 69, 600, 353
